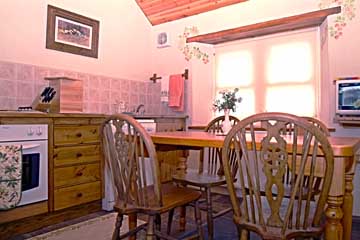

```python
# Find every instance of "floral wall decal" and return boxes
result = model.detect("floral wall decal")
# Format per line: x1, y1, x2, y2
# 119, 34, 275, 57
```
319, 0, 357, 39
178, 26, 210, 64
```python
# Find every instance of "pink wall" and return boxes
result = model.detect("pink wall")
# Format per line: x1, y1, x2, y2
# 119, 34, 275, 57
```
0, 0, 152, 81
150, 0, 360, 135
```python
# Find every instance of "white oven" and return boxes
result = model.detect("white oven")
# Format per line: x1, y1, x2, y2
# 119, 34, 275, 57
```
0, 124, 48, 206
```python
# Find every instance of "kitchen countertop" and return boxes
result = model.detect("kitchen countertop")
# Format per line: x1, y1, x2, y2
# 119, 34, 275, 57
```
0, 111, 188, 119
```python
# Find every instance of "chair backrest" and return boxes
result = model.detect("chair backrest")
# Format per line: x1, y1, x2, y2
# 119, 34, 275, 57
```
199, 115, 240, 176
283, 116, 330, 189
282, 116, 330, 137
101, 114, 163, 211
222, 112, 334, 238
301, 116, 330, 136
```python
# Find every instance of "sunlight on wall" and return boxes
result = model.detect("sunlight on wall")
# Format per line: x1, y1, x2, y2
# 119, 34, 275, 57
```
266, 86, 315, 116
236, 89, 255, 118
216, 51, 253, 88
267, 42, 313, 84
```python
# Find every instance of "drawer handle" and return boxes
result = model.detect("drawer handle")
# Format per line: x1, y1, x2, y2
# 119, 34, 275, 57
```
76, 171, 83, 176
76, 133, 82, 137
76, 153, 83, 158
76, 193, 83, 198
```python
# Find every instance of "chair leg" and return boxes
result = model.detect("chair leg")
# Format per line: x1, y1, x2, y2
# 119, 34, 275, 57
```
146, 215, 155, 240
205, 187, 214, 240
240, 229, 249, 240
128, 214, 137, 240
112, 213, 123, 240
155, 214, 161, 240
167, 208, 175, 235
194, 201, 204, 240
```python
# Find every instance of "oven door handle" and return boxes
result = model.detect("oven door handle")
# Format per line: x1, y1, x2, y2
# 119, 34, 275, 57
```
22, 144, 41, 150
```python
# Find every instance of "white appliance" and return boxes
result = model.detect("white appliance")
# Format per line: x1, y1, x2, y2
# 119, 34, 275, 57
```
0, 124, 48, 206
102, 119, 157, 211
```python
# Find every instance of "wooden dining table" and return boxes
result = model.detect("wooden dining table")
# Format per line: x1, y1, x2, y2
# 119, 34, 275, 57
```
149, 131, 360, 240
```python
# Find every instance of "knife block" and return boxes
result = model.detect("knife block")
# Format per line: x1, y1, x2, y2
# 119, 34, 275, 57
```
43, 77, 83, 113
31, 92, 52, 113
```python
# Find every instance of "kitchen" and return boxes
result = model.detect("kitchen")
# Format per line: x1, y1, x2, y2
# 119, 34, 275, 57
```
1, 0, 360, 239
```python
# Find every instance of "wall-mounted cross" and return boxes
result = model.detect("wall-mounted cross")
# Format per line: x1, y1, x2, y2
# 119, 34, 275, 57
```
150, 73, 162, 83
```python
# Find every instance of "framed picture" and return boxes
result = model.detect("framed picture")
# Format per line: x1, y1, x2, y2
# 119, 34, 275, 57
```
46, 5, 99, 58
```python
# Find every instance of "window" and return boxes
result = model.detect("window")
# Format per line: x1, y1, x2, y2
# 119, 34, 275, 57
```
215, 29, 319, 119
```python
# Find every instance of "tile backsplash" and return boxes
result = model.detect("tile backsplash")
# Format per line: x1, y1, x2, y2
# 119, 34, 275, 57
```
0, 61, 187, 116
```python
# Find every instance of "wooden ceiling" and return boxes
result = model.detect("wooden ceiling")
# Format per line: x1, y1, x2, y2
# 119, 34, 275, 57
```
135, 0, 248, 25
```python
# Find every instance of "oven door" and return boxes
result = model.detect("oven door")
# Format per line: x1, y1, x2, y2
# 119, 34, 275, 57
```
20, 140, 48, 206
0, 140, 48, 206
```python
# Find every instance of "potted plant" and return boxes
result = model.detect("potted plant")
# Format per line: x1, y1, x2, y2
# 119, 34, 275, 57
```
212, 88, 242, 133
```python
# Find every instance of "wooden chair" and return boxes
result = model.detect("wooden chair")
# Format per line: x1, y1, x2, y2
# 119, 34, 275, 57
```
282, 116, 330, 136
283, 116, 330, 197
169, 115, 240, 240
101, 114, 204, 240
222, 112, 334, 239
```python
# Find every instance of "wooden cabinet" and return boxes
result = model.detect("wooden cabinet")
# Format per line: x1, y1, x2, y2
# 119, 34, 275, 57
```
154, 117, 186, 182
52, 119, 103, 211
0, 113, 186, 238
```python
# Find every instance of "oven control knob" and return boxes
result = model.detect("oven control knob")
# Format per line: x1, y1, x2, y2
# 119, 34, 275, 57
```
36, 127, 43, 136
27, 127, 34, 136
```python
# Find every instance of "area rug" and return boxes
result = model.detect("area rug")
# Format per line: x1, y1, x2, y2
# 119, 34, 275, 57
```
27, 213, 145, 240
25, 193, 240, 240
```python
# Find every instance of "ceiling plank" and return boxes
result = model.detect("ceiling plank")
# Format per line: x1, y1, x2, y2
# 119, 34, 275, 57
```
186, 6, 341, 44
135, 0, 248, 25
150, 0, 248, 25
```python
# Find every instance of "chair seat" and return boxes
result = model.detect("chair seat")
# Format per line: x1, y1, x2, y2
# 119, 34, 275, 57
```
114, 183, 201, 215
172, 171, 227, 188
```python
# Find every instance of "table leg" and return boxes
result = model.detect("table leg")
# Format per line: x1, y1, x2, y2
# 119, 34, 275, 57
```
177, 156, 188, 174
325, 195, 344, 240
177, 151, 189, 230
343, 173, 354, 240
179, 205, 186, 231
129, 213, 137, 240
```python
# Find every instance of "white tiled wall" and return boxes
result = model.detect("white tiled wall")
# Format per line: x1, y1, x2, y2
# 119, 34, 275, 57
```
0, 60, 188, 116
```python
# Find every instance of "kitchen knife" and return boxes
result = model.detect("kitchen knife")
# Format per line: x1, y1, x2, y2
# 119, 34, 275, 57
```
47, 91, 56, 103
42, 87, 54, 103
40, 87, 51, 97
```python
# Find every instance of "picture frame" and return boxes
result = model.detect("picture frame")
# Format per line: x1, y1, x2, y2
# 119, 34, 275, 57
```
46, 5, 100, 58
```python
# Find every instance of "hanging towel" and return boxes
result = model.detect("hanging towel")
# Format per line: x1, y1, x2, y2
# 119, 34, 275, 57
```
168, 74, 184, 112
0, 145, 22, 210
160, 75, 169, 103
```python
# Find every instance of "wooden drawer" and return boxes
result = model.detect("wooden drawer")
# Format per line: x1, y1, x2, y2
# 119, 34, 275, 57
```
156, 119, 185, 132
54, 163, 100, 188
54, 145, 101, 167
54, 181, 101, 211
54, 125, 100, 145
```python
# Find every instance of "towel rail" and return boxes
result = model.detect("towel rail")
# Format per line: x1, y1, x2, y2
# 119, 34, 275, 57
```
149, 69, 188, 83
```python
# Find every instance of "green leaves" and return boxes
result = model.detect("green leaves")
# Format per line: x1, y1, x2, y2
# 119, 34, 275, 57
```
213, 88, 242, 112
